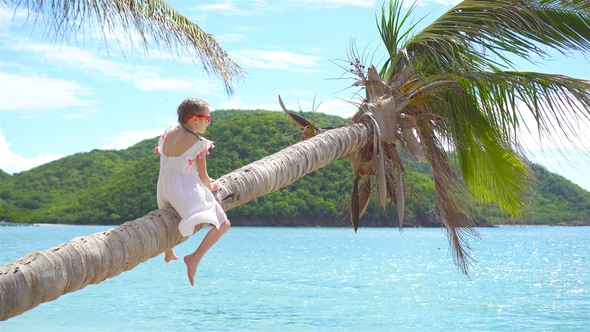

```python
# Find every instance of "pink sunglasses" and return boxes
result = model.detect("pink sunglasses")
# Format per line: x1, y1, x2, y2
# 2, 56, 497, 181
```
188, 114, 211, 123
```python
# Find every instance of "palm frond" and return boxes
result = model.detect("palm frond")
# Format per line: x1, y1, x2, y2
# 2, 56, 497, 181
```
358, 176, 372, 218
404, 0, 590, 74
460, 71, 590, 150
2, 0, 246, 93
421, 127, 478, 275
377, 0, 423, 82
426, 70, 590, 161
409, 66, 589, 215
425, 86, 530, 215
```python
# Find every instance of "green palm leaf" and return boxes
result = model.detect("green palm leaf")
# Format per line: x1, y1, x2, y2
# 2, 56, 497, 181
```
405, 0, 590, 73
425, 87, 529, 215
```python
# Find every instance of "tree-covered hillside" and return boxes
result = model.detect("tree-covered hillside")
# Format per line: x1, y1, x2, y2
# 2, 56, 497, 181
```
1, 110, 588, 226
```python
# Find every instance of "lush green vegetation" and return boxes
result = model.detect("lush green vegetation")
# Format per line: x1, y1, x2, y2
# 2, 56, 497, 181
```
1, 110, 588, 226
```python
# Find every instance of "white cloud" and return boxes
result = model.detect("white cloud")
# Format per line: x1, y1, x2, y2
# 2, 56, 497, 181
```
0, 127, 63, 174
9, 43, 220, 95
0, 6, 28, 33
215, 96, 280, 111
0, 71, 93, 111
231, 50, 322, 71
193, 1, 253, 16
1, 3, 172, 61
101, 129, 164, 150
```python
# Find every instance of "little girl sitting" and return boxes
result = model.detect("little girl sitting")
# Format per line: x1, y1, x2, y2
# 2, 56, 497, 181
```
156, 98, 231, 286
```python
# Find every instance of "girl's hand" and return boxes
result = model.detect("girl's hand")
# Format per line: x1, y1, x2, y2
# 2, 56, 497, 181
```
210, 180, 220, 192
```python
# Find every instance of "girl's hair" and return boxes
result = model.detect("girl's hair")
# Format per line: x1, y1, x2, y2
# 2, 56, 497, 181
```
177, 98, 211, 124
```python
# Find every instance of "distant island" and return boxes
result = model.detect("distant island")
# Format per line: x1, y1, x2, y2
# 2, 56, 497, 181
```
1, 110, 589, 227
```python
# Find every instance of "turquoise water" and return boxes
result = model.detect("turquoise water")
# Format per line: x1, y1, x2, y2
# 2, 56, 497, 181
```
0, 225, 588, 331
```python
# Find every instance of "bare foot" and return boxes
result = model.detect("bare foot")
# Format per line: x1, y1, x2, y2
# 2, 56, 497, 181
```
183, 255, 200, 286
164, 250, 179, 263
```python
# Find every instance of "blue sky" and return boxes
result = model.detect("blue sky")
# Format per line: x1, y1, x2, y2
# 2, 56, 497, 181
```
1, 0, 589, 191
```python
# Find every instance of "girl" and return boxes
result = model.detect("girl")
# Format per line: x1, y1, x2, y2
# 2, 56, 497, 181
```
156, 98, 231, 286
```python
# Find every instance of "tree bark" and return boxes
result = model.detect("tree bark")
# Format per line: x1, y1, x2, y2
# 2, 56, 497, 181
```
215, 123, 371, 210
0, 122, 372, 321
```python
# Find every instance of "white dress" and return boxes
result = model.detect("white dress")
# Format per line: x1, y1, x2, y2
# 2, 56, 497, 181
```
156, 127, 227, 237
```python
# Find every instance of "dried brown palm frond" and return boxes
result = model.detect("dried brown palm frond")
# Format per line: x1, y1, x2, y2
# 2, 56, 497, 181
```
421, 127, 478, 274
278, 95, 327, 139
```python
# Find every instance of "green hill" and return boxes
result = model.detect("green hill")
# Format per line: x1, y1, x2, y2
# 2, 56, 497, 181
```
1, 109, 588, 226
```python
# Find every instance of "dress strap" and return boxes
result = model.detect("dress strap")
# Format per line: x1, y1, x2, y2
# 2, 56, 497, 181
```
181, 125, 201, 139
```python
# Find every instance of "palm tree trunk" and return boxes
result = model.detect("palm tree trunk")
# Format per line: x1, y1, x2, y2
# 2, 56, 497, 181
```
0, 122, 372, 321
215, 123, 371, 210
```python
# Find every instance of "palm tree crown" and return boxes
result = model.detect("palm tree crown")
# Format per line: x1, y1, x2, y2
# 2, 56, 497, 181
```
286, 0, 590, 273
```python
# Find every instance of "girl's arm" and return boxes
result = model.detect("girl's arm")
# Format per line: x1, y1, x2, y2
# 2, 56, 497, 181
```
196, 150, 219, 192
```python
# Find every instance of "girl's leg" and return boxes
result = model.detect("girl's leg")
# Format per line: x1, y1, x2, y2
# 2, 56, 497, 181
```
184, 220, 231, 286
164, 248, 179, 262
